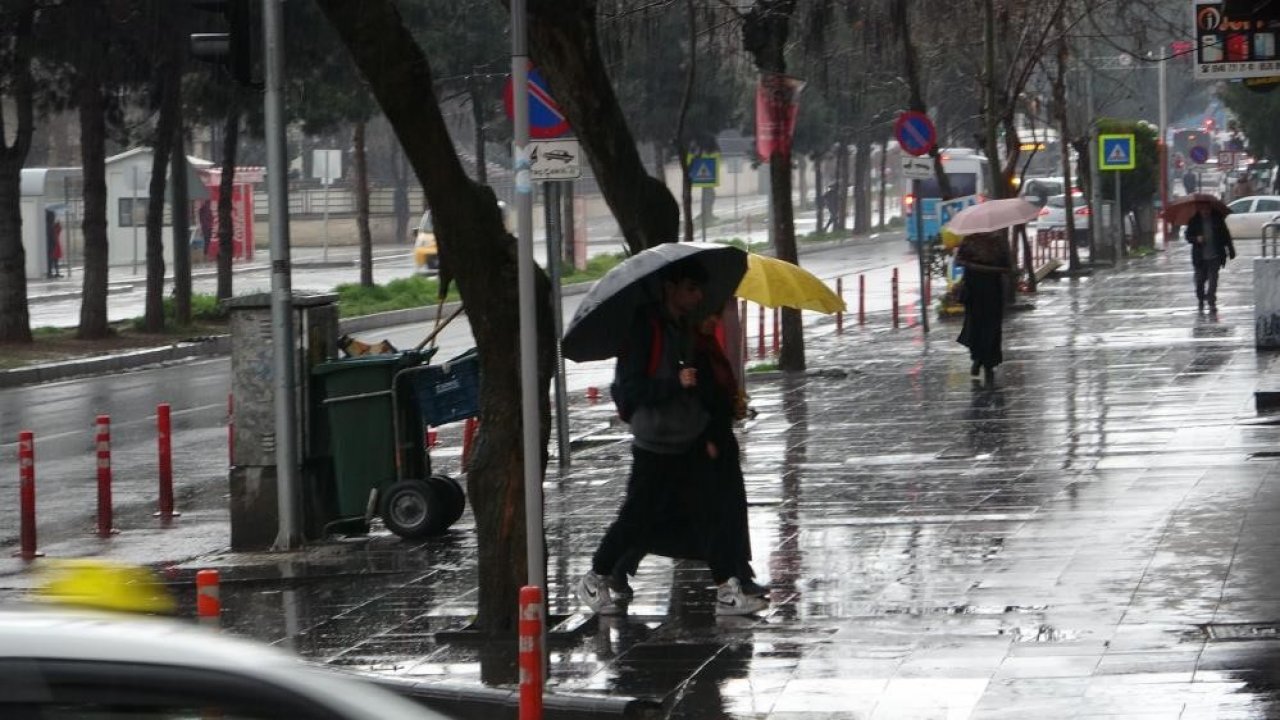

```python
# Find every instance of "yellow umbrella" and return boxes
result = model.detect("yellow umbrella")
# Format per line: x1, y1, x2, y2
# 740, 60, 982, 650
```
735, 254, 846, 314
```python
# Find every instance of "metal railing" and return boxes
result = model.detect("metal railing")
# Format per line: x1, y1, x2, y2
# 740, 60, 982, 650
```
1263, 221, 1280, 257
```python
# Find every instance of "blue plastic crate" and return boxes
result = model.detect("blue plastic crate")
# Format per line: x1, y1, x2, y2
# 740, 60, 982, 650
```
412, 348, 480, 426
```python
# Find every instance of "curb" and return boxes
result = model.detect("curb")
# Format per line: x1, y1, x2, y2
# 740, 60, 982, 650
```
372, 676, 663, 719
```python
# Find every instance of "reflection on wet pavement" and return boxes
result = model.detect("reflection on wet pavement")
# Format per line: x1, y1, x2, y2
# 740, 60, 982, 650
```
169, 242, 1280, 717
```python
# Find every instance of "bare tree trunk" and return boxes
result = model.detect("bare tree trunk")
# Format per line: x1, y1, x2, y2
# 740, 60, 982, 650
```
836, 141, 849, 231
143, 87, 175, 333
76, 2, 110, 340
1053, 12, 1080, 271
981, 0, 1005, 200
392, 149, 410, 243
877, 140, 887, 229
317, 1, 554, 656
469, 72, 488, 184
0, 0, 35, 343
853, 137, 871, 235
354, 120, 374, 287
529, 0, 679, 252
171, 127, 191, 325
216, 99, 238, 302
891, 0, 951, 198
674, 0, 696, 243
814, 156, 823, 232
743, 0, 803, 372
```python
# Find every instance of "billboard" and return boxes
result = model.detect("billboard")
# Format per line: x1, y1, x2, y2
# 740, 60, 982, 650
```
1193, 0, 1280, 79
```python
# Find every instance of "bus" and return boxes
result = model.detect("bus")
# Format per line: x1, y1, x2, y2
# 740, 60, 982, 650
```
904, 149, 990, 244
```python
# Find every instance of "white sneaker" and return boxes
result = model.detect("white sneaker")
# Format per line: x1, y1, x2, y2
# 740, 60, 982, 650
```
716, 577, 770, 616
576, 571, 621, 615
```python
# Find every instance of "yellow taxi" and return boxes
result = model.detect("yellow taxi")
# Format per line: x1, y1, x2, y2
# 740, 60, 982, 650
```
413, 210, 439, 275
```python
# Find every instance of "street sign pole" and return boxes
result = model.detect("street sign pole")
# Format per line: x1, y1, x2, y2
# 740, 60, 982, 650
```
510, 0, 547, 689
1115, 171, 1123, 261
914, 178, 929, 333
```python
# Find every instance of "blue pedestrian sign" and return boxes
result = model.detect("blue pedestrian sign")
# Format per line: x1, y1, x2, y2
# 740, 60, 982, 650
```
688, 153, 720, 188
1099, 133, 1136, 171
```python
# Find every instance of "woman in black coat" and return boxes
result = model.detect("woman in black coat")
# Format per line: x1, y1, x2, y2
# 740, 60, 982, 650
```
956, 231, 1013, 386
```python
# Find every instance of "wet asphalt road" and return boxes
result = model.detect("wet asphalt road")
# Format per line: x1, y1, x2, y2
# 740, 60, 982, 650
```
7, 232, 1280, 717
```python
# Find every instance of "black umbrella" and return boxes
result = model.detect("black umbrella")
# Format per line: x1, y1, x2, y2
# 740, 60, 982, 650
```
561, 242, 747, 362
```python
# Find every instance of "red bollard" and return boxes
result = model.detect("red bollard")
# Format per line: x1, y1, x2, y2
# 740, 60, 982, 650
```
756, 304, 765, 359
859, 274, 866, 326
17, 430, 40, 560
836, 277, 844, 334
227, 393, 234, 467
426, 428, 439, 448
891, 268, 900, 329
518, 585, 544, 720
772, 307, 780, 355
95, 415, 114, 538
196, 569, 221, 629
156, 403, 178, 520
461, 418, 478, 471
585, 386, 600, 403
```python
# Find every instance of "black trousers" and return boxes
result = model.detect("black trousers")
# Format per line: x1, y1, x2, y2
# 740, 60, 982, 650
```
1193, 258, 1221, 304
592, 442, 737, 584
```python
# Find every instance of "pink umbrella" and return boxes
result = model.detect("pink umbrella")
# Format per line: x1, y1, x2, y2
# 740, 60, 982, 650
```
943, 198, 1041, 235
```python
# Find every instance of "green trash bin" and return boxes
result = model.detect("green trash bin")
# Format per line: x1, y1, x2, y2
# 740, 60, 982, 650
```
311, 351, 427, 520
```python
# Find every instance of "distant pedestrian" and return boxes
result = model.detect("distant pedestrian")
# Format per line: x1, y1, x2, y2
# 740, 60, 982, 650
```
821, 184, 838, 232
1185, 204, 1235, 313
197, 200, 214, 261
1233, 174, 1255, 201
50, 218, 63, 278
1183, 169, 1198, 195
576, 258, 768, 618
956, 231, 1012, 386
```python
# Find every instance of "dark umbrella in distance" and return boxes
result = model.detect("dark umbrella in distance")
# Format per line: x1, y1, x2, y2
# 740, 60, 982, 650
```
562, 242, 747, 362
1162, 193, 1231, 226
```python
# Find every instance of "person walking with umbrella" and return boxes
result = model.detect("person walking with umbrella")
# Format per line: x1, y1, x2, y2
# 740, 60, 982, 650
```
944, 198, 1039, 387
569, 251, 767, 617
1184, 201, 1235, 313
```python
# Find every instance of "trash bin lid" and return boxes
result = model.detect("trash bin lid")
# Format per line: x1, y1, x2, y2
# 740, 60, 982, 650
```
312, 350, 427, 376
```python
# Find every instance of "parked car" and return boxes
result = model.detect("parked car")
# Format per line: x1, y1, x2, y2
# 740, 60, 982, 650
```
413, 210, 439, 275
1226, 195, 1280, 239
1019, 176, 1066, 208
1033, 191, 1090, 246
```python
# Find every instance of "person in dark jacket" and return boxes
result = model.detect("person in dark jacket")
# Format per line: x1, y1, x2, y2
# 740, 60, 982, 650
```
1185, 205, 1236, 313
576, 259, 768, 617
608, 307, 767, 603
956, 232, 1013, 386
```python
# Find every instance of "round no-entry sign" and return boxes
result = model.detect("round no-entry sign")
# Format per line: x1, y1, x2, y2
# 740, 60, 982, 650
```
894, 111, 937, 157
504, 66, 571, 139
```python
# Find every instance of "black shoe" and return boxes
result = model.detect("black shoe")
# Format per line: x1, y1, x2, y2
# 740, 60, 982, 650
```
983, 365, 995, 386
609, 572, 634, 602
1198, 300, 1205, 313
970, 361, 981, 377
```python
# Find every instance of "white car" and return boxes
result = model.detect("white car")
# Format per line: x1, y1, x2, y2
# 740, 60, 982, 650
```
1032, 191, 1090, 246
1225, 195, 1280, 239
0, 607, 455, 720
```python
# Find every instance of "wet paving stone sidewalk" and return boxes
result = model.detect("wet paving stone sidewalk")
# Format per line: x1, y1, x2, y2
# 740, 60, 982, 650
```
45, 240, 1280, 717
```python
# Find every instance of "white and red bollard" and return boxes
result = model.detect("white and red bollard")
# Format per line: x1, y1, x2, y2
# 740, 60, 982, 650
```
17, 430, 40, 560
95, 415, 114, 538
585, 386, 600, 403
756, 304, 765, 359
196, 569, 220, 629
891, 268, 900, 329
518, 585, 544, 720
425, 427, 439, 448
156, 403, 179, 520
858, 274, 866, 326
836, 277, 844, 334
461, 418, 479, 471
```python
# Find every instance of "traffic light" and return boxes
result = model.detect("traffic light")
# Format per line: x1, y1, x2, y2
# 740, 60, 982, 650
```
190, 0, 257, 89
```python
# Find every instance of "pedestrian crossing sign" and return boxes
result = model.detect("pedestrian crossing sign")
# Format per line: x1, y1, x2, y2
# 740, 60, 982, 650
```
1098, 133, 1136, 171
688, 153, 721, 188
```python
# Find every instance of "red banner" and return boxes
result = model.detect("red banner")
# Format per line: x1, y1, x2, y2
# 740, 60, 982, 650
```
756, 73, 806, 159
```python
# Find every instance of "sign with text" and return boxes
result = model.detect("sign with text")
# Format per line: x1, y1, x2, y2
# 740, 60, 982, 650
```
529, 139, 581, 181
1194, 0, 1280, 79
900, 155, 933, 180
